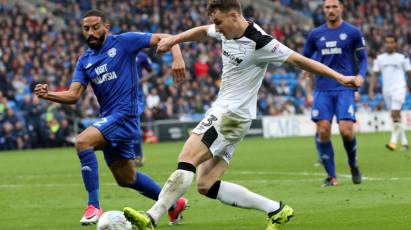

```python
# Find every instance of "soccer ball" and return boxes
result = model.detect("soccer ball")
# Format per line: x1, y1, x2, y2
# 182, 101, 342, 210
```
97, 210, 133, 230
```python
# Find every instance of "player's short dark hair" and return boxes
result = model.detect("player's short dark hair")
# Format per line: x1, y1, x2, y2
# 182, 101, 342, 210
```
82, 9, 108, 23
385, 34, 397, 42
207, 0, 242, 16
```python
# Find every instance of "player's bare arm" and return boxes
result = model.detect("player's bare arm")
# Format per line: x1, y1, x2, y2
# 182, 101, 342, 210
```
300, 71, 314, 105
285, 52, 362, 88
156, 25, 210, 53
368, 71, 378, 99
151, 33, 186, 84
34, 82, 85, 104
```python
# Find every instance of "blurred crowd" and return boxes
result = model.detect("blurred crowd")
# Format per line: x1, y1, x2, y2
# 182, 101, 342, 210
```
1, 0, 411, 150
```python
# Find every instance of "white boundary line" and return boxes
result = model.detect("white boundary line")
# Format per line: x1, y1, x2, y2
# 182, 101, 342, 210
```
0, 171, 408, 188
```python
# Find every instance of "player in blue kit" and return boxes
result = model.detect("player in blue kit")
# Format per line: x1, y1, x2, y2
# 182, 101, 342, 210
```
34, 10, 187, 225
134, 51, 154, 167
303, 0, 367, 186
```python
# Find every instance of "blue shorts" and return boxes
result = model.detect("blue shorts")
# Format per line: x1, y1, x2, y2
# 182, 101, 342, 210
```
92, 114, 141, 166
311, 90, 356, 122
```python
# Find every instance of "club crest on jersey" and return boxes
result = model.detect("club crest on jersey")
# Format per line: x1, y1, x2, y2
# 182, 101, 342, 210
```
108, 48, 117, 57
339, 33, 348, 40
320, 36, 326, 41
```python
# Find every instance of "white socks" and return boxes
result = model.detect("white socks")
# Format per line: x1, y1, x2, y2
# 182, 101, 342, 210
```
391, 122, 408, 146
390, 122, 400, 145
147, 169, 194, 223
216, 181, 280, 214
399, 123, 408, 146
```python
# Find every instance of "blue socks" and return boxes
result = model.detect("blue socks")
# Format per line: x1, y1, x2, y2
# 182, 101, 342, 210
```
130, 171, 162, 201
78, 148, 100, 208
314, 133, 322, 162
317, 141, 336, 178
343, 137, 357, 168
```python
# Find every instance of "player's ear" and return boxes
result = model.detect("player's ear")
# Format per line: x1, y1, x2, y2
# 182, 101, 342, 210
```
229, 10, 238, 22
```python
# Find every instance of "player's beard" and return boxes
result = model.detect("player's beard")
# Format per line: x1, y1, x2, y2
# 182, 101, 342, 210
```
87, 32, 106, 49
327, 13, 339, 23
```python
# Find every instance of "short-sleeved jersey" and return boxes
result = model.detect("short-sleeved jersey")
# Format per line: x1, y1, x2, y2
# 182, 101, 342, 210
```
303, 22, 366, 91
207, 23, 294, 119
373, 52, 411, 94
73, 32, 151, 117
135, 51, 152, 116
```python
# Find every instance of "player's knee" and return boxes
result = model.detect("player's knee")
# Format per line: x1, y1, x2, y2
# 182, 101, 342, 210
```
391, 112, 401, 122
318, 127, 331, 140
340, 129, 353, 140
75, 135, 92, 151
115, 173, 136, 188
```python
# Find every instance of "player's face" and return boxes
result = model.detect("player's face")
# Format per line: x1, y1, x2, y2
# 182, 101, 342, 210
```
323, 0, 343, 23
210, 9, 238, 40
385, 37, 397, 53
82, 16, 109, 49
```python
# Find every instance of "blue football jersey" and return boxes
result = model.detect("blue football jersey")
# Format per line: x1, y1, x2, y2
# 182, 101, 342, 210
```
135, 51, 152, 116
303, 22, 365, 91
72, 32, 151, 117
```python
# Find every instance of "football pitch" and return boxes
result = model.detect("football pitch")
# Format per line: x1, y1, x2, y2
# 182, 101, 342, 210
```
1, 132, 411, 230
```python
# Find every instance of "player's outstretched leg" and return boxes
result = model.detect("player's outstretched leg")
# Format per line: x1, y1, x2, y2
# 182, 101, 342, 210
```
197, 158, 293, 229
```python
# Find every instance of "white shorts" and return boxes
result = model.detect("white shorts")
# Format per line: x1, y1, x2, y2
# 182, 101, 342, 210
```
192, 105, 252, 163
384, 88, 406, 110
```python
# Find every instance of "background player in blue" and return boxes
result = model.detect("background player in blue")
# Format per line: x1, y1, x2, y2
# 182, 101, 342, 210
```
33, 9, 187, 225
134, 50, 154, 167
303, 0, 367, 187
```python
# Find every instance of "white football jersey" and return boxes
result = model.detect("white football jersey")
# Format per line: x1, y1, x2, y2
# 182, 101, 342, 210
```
207, 23, 294, 119
373, 52, 411, 94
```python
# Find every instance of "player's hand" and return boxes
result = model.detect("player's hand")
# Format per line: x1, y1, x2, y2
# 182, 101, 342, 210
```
172, 58, 186, 85
355, 75, 364, 88
156, 36, 175, 54
34, 84, 49, 99
368, 90, 375, 99
338, 75, 364, 88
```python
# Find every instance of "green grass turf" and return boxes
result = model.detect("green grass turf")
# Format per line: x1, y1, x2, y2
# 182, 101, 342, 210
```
1, 132, 411, 229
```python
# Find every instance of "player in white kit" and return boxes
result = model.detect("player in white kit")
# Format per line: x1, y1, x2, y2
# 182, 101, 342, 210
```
123, 1, 362, 229
369, 34, 411, 151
